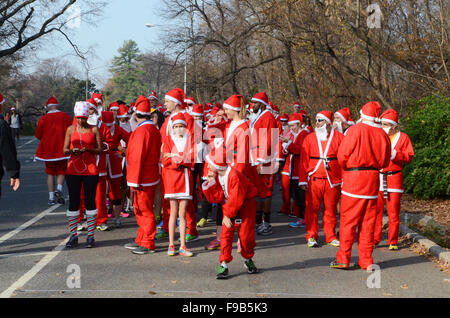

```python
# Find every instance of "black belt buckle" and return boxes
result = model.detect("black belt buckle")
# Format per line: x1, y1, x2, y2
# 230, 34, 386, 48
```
234, 219, 242, 224
324, 158, 330, 170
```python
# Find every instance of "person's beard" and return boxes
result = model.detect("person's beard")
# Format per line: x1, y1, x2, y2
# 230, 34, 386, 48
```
315, 125, 328, 141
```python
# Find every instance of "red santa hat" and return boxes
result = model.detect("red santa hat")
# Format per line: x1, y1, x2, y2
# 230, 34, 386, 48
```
185, 97, 196, 105
251, 92, 269, 107
223, 94, 244, 112
74, 101, 90, 118
165, 88, 186, 106
86, 98, 98, 109
335, 107, 353, 124
191, 104, 204, 117
135, 95, 152, 116
148, 90, 158, 101
360, 101, 381, 122
210, 106, 221, 118
316, 110, 333, 124
288, 113, 303, 125
117, 104, 130, 118
46, 96, 58, 108
215, 102, 222, 109
272, 104, 280, 114
293, 101, 301, 108
203, 103, 212, 113
101, 111, 115, 126
0, 93, 4, 105
280, 114, 289, 122
171, 112, 187, 126
92, 93, 103, 105
205, 146, 228, 171
267, 101, 274, 111
379, 109, 399, 126
108, 101, 119, 111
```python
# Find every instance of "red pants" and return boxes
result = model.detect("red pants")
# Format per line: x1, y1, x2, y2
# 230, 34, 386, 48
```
219, 198, 256, 263
45, 160, 67, 175
336, 194, 378, 269
107, 177, 122, 201
133, 185, 157, 250
96, 176, 107, 225
374, 191, 402, 245
305, 178, 340, 243
248, 165, 273, 199
281, 175, 300, 216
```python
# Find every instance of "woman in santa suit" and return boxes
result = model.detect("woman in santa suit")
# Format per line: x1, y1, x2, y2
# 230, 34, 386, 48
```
202, 147, 259, 279
374, 109, 414, 250
100, 111, 131, 229
162, 113, 195, 257
125, 96, 162, 255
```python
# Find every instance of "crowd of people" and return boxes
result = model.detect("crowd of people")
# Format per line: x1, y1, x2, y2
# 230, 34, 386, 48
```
0, 89, 415, 279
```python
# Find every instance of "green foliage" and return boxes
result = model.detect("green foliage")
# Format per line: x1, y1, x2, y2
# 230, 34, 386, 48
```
402, 95, 450, 199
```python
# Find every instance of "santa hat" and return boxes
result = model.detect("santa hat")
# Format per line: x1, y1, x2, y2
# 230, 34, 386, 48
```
191, 104, 204, 117
210, 106, 221, 118
203, 103, 212, 113
205, 146, 228, 171
251, 92, 269, 107
108, 102, 119, 111
171, 113, 187, 126
165, 88, 186, 106
335, 107, 353, 124
74, 102, 90, 118
86, 98, 98, 109
0, 93, 4, 105
215, 102, 222, 109
223, 95, 244, 112
135, 95, 151, 116
267, 101, 274, 111
316, 110, 333, 124
91, 93, 103, 105
360, 101, 381, 122
272, 104, 280, 114
101, 111, 115, 126
379, 109, 399, 126
185, 97, 196, 105
129, 102, 136, 113
46, 96, 58, 108
148, 90, 158, 101
293, 101, 301, 108
280, 114, 289, 122
288, 113, 303, 125
117, 104, 130, 118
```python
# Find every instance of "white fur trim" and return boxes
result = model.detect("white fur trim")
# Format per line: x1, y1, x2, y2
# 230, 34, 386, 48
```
165, 95, 182, 105
381, 118, 398, 126
223, 103, 241, 112
251, 97, 268, 107
316, 113, 332, 124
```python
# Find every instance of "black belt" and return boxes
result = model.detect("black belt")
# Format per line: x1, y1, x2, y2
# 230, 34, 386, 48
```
312, 177, 328, 181
231, 211, 242, 224
381, 171, 402, 199
346, 167, 379, 171
309, 157, 337, 160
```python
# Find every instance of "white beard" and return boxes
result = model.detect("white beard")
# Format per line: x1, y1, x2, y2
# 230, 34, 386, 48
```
87, 114, 99, 126
315, 125, 328, 141
383, 127, 391, 135
334, 122, 343, 134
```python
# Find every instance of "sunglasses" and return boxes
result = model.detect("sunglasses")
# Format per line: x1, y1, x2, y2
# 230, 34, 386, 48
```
316, 118, 325, 123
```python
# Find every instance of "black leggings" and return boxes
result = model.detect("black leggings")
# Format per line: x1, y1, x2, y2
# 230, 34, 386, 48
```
66, 174, 99, 211
290, 179, 305, 219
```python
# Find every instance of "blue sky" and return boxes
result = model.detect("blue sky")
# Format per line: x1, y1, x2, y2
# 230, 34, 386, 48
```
30, 0, 175, 88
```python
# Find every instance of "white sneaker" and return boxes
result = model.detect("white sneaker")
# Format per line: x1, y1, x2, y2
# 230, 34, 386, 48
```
257, 223, 273, 236
307, 238, 319, 248
327, 239, 340, 247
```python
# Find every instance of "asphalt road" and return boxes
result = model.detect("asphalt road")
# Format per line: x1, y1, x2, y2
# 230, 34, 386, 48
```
0, 136, 448, 299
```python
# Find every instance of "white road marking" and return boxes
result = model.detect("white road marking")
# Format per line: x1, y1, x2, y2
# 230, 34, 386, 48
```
0, 204, 61, 245
16, 138, 36, 150
0, 235, 69, 298
0, 251, 52, 260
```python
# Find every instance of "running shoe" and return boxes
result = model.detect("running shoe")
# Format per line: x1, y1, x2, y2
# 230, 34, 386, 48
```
96, 223, 111, 231
288, 219, 306, 228
54, 190, 65, 205
244, 259, 258, 274
257, 223, 273, 236
77, 221, 87, 232
86, 236, 95, 248
157, 220, 164, 229
121, 211, 130, 218
327, 239, 340, 247
329, 259, 350, 269
155, 229, 169, 240
216, 265, 229, 279
132, 246, 155, 255
48, 199, 57, 206
179, 246, 193, 257
388, 244, 399, 250
185, 234, 199, 242
167, 245, 176, 256
124, 242, 139, 250
65, 235, 78, 248
307, 238, 319, 248
205, 238, 220, 250
197, 218, 207, 228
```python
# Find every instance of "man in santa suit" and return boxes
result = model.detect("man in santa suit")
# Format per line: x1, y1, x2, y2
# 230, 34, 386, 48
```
248, 92, 279, 236
279, 113, 308, 219
333, 107, 355, 135
292, 101, 302, 114
184, 97, 196, 115
148, 90, 159, 109
298, 111, 344, 248
34, 96, 73, 205
374, 109, 414, 250
124, 95, 162, 254
202, 147, 259, 279
157, 88, 198, 242
331, 101, 391, 270
100, 111, 131, 229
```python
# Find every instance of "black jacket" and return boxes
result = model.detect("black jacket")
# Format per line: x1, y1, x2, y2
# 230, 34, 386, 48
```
0, 115, 20, 197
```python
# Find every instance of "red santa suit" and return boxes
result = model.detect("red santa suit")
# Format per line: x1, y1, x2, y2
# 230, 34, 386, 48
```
280, 114, 308, 216
202, 157, 258, 264
374, 109, 414, 246
298, 111, 344, 243
248, 92, 278, 199
126, 96, 162, 250
335, 102, 391, 269
35, 97, 73, 175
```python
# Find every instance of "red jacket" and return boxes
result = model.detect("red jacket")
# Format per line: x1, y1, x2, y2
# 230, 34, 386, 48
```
338, 122, 391, 198
35, 110, 72, 161
281, 129, 308, 180
105, 124, 131, 179
249, 109, 278, 166
298, 129, 344, 187
126, 121, 161, 187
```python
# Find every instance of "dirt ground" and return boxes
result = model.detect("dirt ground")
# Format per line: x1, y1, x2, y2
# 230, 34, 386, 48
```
401, 193, 450, 227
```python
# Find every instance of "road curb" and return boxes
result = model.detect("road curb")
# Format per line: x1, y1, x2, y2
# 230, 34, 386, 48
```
382, 216, 450, 264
